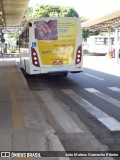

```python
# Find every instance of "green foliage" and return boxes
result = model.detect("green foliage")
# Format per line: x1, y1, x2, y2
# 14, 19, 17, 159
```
82, 29, 100, 41
25, 7, 33, 19
26, 5, 79, 18
82, 29, 90, 41
6, 34, 19, 41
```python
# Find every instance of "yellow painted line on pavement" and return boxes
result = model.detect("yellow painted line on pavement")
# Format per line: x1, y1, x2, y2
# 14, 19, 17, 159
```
9, 61, 25, 131
11, 87, 25, 130
9, 62, 31, 160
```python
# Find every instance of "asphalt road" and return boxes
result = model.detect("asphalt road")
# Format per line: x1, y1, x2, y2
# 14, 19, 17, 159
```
20, 56, 120, 160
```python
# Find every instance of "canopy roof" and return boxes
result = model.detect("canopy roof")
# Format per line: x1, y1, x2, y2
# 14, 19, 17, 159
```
0, 0, 29, 31
81, 10, 120, 31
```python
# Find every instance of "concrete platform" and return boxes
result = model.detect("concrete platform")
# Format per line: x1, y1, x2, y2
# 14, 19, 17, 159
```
0, 60, 69, 160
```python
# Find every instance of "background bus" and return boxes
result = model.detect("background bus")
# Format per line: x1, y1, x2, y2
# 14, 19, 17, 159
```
86, 35, 116, 55
19, 17, 83, 76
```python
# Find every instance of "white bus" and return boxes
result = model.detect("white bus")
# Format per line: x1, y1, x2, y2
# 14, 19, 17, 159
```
86, 35, 115, 54
19, 17, 83, 76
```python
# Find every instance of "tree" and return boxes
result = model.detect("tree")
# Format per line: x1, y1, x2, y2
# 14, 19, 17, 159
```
6, 34, 19, 41
26, 5, 79, 18
82, 29, 90, 41
25, 6, 33, 19
82, 29, 100, 41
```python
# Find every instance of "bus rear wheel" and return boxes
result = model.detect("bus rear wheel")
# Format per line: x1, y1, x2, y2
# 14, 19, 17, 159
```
62, 72, 68, 76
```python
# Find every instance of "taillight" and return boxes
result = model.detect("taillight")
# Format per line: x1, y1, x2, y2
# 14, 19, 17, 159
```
76, 45, 82, 64
31, 47, 40, 67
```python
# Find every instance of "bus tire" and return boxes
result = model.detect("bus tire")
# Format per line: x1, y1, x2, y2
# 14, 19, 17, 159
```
62, 72, 68, 76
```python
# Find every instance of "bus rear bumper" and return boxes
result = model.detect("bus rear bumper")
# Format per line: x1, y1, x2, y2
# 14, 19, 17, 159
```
29, 65, 83, 75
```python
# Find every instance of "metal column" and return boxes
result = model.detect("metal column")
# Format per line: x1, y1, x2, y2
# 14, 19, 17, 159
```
108, 28, 111, 53
115, 28, 119, 64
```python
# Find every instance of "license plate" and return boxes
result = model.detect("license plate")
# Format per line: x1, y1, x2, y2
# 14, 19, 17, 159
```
53, 60, 63, 65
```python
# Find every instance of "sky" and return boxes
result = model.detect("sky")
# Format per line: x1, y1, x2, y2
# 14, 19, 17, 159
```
29, 0, 120, 19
